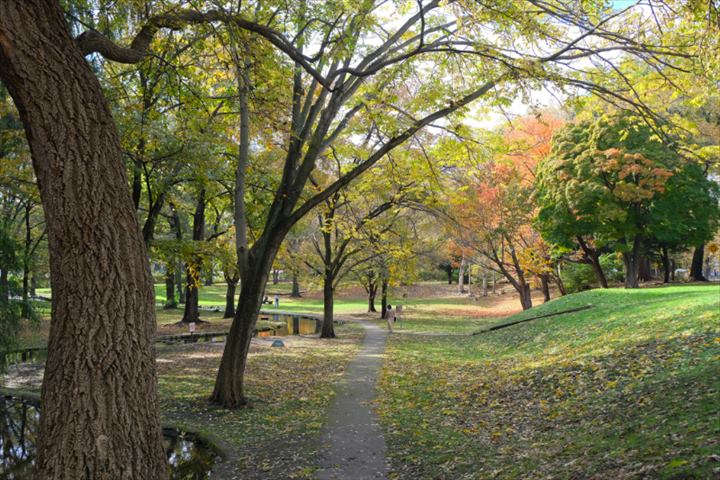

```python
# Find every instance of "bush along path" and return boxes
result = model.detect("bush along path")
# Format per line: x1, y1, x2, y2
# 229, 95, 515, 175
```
316, 320, 390, 479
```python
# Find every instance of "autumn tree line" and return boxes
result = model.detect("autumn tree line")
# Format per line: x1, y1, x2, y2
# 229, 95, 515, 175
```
0, 0, 717, 477
443, 108, 718, 311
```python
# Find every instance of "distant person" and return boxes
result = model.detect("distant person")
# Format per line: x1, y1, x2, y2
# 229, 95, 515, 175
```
274, 294, 280, 308
386, 304, 394, 332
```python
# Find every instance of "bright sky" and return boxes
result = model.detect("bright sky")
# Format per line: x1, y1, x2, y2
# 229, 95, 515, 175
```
465, 0, 649, 130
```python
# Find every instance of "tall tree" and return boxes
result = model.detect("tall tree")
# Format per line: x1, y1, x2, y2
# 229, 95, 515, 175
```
0, 1, 167, 476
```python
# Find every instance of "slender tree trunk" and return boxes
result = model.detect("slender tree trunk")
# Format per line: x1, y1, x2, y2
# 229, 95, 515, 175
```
175, 267, 185, 305
380, 277, 389, 318
181, 189, 205, 323
445, 264, 452, 284
638, 255, 652, 282
204, 268, 213, 286
577, 237, 608, 288
458, 256, 466, 293
0, 2, 167, 477
492, 271, 497, 294
321, 273, 336, 338
224, 280, 237, 318
181, 267, 200, 323
291, 273, 301, 297
272, 269, 280, 284
142, 192, 165, 246
482, 273, 488, 296
30, 275, 37, 297
540, 275, 551, 303
661, 247, 671, 283
690, 244, 707, 281
623, 236, 642, 289
164, 271, 177, 309
367, 280, 378, 312
670, 259, 676, 281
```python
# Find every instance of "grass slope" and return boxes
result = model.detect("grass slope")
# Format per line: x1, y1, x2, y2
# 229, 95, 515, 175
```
377, 285, 720, 479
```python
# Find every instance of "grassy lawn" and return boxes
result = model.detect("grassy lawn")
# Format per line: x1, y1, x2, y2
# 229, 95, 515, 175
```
377, 285, 720, 479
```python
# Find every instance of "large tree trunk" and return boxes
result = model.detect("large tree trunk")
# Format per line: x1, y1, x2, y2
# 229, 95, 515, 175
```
321, 273, 336, 338
690, 244, 707, 281
211, 255, 274, 408
223, 279, 238, 318
290, 273, 301, 297
622, 236, 642, 289
0, 2, 167, 477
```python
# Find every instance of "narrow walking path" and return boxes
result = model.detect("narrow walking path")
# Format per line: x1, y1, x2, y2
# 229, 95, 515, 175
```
316, 320, 389, 480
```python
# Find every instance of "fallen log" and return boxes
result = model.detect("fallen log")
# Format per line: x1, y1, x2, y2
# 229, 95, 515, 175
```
471, 304, 593, 335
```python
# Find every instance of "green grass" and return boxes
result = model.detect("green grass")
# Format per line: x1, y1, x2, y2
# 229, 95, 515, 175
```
377, 285, 720, 479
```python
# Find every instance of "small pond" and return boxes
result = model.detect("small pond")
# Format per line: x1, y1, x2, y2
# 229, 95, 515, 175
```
255, 312, 321, 337
0, 396, 218, 479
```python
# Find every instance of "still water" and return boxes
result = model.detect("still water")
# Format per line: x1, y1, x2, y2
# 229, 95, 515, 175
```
0, 396, 218, 479
256, 313, 321, 337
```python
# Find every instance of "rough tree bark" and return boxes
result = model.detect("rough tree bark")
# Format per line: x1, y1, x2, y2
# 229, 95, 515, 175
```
0, 1, 167, 477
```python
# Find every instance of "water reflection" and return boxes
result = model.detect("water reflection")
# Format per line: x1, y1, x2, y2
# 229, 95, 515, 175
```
0, 396, 217, 479
256, 314, 320, 337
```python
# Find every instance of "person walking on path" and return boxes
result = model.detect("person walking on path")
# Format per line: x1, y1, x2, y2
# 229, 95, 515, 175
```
274, 294, 280, 308
386, 304, 394, 333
